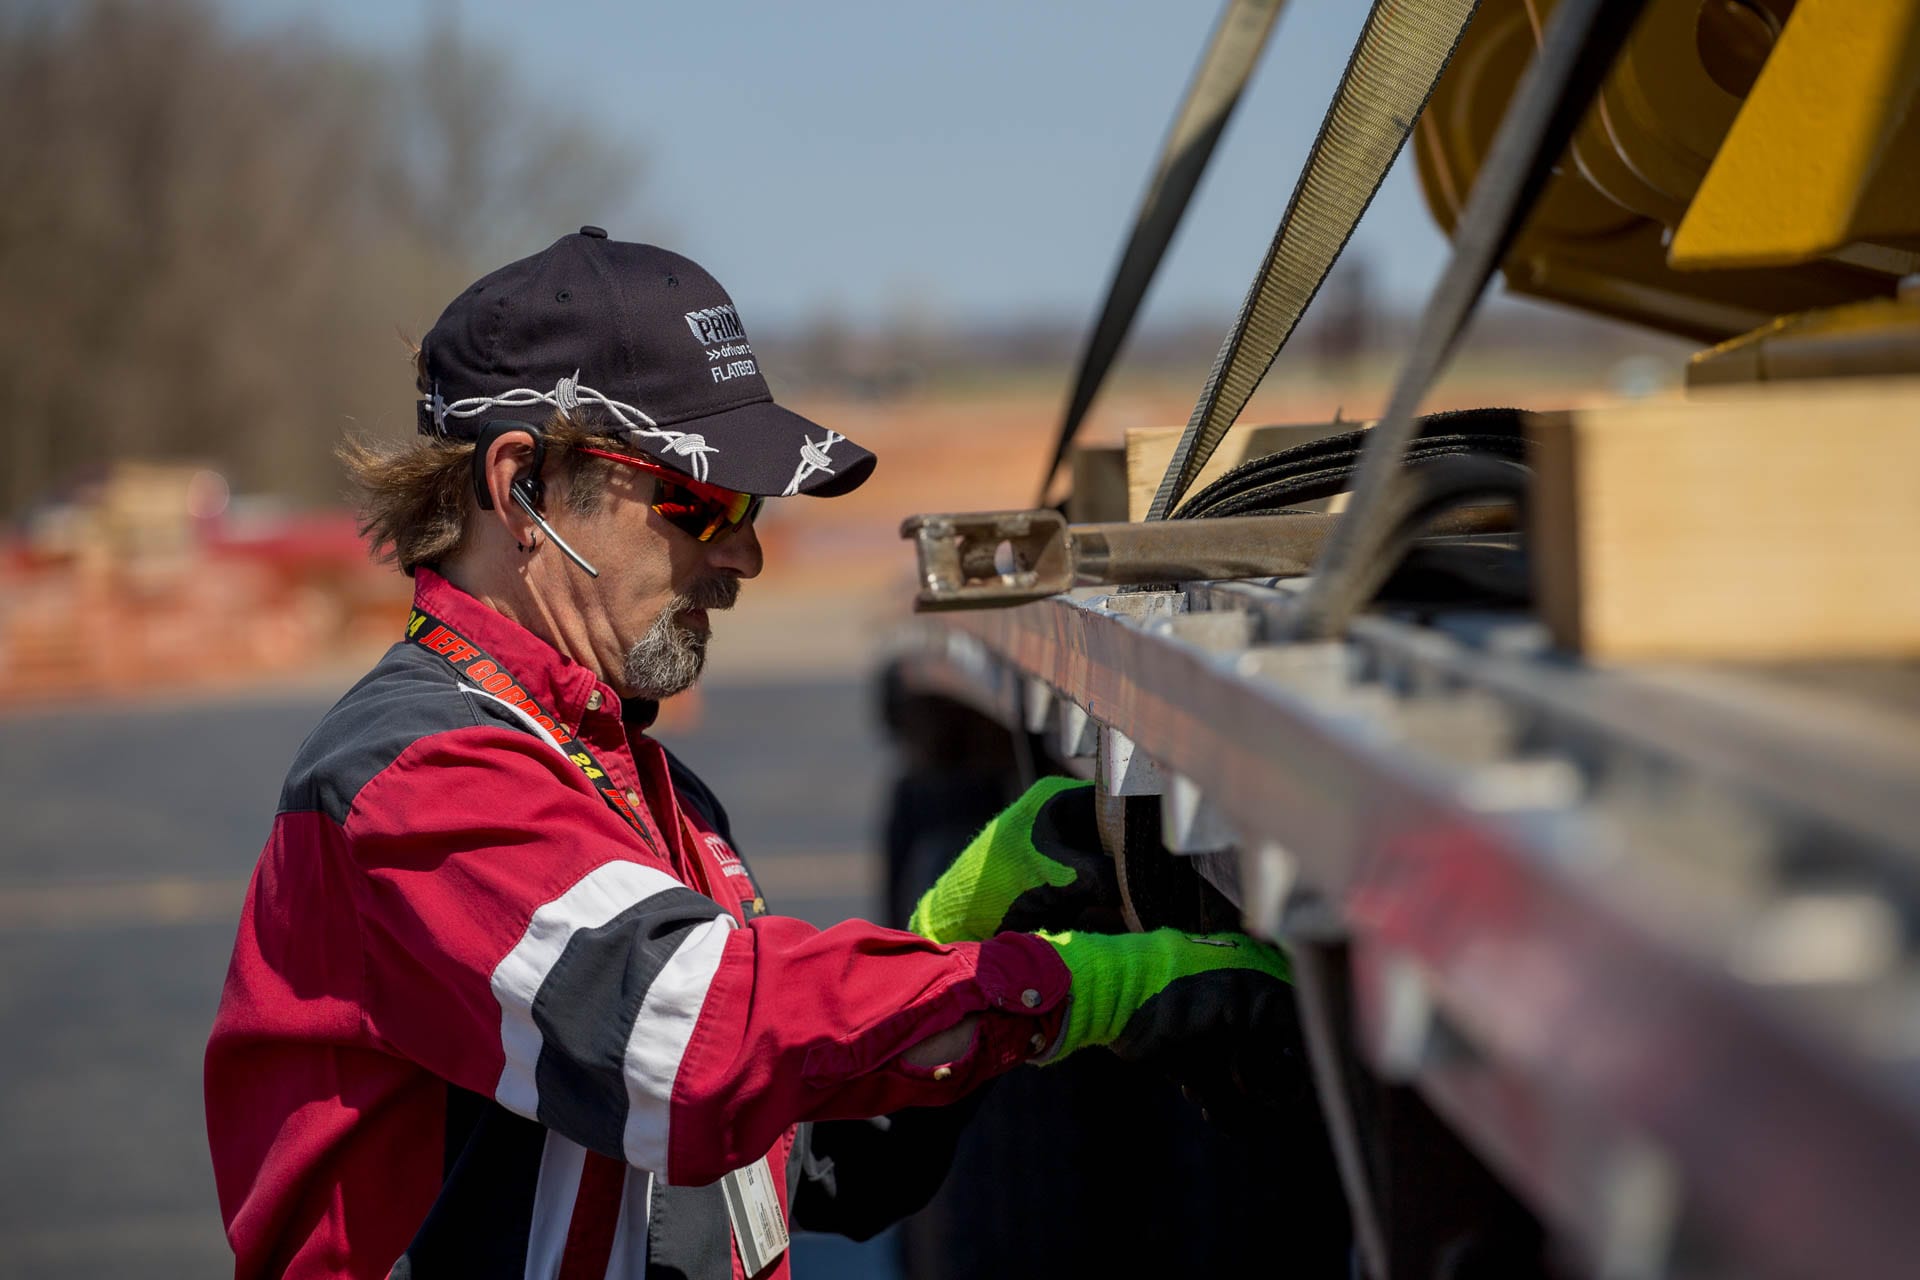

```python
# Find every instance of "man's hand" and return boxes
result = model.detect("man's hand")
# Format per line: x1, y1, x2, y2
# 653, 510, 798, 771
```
1038, 927, 1315, 1131
1031, 927, 1292, 1062
907, 777, 1119, 944
1116, 941, 1315, 1133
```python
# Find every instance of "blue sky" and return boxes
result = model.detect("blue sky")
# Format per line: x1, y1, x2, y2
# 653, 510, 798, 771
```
218, 0, 1455, 331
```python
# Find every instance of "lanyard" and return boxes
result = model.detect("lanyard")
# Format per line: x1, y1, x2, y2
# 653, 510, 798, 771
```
406, 606, 661, 858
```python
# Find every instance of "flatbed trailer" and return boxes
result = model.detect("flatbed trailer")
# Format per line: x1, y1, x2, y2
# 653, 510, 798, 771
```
890, 579, 1920, 1278
879, 1, 1920, 1275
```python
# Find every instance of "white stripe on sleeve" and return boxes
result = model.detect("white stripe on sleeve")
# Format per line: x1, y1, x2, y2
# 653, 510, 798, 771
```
490, 859, 684, 1119
620, 913, 736, 1174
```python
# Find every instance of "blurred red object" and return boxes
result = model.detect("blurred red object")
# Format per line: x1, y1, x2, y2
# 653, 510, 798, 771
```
0, 465, 405, 705
0, 467, 706, 734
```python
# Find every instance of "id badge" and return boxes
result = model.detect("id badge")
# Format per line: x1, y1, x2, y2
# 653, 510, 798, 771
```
720, 1153, 790, 1276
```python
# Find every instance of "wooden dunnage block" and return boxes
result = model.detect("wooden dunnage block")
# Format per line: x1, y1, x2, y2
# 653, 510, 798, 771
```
1527, 379, 1920, 660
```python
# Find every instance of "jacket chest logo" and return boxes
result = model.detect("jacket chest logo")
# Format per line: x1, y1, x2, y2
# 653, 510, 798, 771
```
702, 832, 749, 879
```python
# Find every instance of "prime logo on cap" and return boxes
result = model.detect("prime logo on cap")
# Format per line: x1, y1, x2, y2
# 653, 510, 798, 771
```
684, 305, 746, 347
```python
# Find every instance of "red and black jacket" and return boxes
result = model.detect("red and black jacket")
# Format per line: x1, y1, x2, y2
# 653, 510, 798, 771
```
205, 569, 1068, 1279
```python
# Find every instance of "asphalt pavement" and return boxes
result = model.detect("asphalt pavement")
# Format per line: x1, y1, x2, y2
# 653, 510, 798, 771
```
0, 675, 898, 1279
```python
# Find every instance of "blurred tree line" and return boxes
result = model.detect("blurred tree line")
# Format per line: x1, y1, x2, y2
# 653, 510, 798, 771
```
0, 0, 644, 519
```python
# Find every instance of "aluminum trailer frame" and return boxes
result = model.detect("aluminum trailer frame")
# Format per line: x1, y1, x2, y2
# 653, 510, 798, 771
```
891, 580, 1920, 1280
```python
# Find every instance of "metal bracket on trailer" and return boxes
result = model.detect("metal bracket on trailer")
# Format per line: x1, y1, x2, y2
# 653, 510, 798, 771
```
900, 506, 1510, 611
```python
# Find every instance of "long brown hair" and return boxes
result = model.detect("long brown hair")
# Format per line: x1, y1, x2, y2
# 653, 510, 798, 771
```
338, 343, 625, 574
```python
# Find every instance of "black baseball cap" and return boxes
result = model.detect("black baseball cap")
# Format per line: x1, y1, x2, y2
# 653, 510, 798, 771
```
417, 227, 875, 499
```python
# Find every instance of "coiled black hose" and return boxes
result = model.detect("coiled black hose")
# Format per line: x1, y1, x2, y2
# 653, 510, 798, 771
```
1171, 407, 1528, 520
1172, 407, 1534, 612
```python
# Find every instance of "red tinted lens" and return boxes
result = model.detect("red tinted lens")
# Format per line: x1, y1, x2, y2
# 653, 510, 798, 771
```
574, 446, 758, 542
652, 476, 757, 542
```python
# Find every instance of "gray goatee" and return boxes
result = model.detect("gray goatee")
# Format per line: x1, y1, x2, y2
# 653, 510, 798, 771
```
621, 576, 740, 698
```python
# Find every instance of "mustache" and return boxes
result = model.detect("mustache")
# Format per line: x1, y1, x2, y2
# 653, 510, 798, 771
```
676, 576, 740, 612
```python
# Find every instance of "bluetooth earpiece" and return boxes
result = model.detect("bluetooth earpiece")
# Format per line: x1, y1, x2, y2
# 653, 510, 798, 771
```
471, 420, 545, 512
472, 420, 600, 578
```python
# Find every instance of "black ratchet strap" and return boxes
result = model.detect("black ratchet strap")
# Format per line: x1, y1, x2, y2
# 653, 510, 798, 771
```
1144, 0, 1484, 523
1284, 0, 1652, 640
1036, 0, 1289, 506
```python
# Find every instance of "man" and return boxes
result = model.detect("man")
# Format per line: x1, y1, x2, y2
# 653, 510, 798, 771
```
205, 228, 1294, 1279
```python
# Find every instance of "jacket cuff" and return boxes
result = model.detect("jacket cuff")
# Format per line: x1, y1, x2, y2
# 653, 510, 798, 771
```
796, 931, 1072, 1088
972, 931, 1071, 1066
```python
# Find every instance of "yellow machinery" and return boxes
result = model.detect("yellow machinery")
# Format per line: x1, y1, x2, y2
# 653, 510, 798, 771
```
1418, 0, 1920, 378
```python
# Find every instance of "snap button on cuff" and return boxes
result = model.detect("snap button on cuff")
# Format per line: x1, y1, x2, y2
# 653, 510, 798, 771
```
1021, 988, 1041, 1009
932, 1066, 952, 1081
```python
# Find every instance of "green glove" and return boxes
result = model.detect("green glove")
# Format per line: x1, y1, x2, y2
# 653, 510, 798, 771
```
907, 777, 1117, 944
1035, 928, 1294, 1065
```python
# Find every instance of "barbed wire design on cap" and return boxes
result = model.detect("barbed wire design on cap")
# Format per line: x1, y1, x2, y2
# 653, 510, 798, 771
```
423, 374, 719, 481
782, 431, 843, 497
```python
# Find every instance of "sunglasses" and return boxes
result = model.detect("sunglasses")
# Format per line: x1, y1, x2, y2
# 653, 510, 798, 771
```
574, 447, 764, 543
